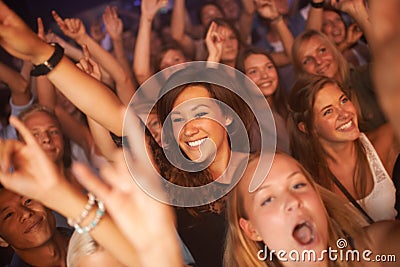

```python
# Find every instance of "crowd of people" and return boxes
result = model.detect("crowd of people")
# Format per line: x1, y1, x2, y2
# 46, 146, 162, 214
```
0, 0, 400, 266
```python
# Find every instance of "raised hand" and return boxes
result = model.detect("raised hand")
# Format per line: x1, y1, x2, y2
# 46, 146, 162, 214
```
0, 1, 52, 65
76, 45, 102, 81
254, 0, 280, 21
141, 0, 168, 20
0, 117, 67, 204
52, 10, 87, 42
345, 23, 363, 46
205, 21, 223, 63
37, 17, 46, 41
73, 110, 182, 266
90, 20, 105, 43
103, 6, 123, 41
330, 0, 365, 17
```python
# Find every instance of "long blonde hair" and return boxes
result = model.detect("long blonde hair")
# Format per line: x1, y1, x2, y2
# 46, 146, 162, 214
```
292, 30, 350, 85
224, 153, 368, 267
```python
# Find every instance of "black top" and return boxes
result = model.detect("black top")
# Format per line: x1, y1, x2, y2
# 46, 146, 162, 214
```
175, 183, 229, 267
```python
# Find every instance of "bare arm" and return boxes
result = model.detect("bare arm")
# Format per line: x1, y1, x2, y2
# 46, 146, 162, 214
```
331, 0, 372, 44
52, 11, 135, 106
0, 117, 140, 266
170, 0, 195, 58
102, 6, 136, 83
306, 1, 325, 31
133, 0, 167, 85
0, 61, 30, 106
368, 0, 400, 141
238, 0, 256, 44
255, 0, 294, 66
0, 4, 125, 135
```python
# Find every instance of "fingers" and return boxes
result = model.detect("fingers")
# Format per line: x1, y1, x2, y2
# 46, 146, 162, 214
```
9, 116, 39, 147
73, 162, 113, 201
82, 44, 90, 59
0, 138, 23, 173
52, 10, 66, 30
37, 17, 45, 40
99, 151, 135, 192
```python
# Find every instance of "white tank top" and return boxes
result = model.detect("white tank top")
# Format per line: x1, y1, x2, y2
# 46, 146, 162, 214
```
357, 133, 397, 221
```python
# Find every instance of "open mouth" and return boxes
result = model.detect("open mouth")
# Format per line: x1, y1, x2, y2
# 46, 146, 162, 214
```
337, 120, 353, 131
187, 138, 207, 147
292, 221, 315, 246
259, 81, 273, 88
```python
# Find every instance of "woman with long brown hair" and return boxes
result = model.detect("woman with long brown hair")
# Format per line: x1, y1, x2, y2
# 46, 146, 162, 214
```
287, 75, 398, 222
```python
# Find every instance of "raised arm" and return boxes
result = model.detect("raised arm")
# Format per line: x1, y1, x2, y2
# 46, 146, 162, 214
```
76, 111, 183, 267
102, 6, 136, 83
0, 117, 140, 266
133, 0, 167, 85
75, 50, 119, 161
238, 0, 256, 44
170, 0, 195, 58
306, 1, 325, 31
205, 21, 224, 63
255, 0, 293, 66
0, 61, 30, 106
0, 3, 125, 135
330, 0, 372, 44
52, 11, 135, 106
369, 0, 400, 141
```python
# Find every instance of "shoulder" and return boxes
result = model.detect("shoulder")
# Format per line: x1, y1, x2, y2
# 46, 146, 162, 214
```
366, 124, 398, 173
363, 220, 400, 264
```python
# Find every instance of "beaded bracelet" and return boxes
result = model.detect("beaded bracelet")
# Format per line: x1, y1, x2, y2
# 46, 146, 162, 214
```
75, 200, 106, 234
67, 193, 96, 227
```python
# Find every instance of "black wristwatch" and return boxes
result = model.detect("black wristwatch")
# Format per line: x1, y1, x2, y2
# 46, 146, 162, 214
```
30, 42, 64, 77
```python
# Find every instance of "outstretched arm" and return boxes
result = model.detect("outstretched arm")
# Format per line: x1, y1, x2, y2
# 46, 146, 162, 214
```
133, 0, 167, 85
0, 117, 140, 266
170, 0, 195, 58
369, 0, 400, 141
102, 6, 136, 85
0, 2, 125, 135
255, 0, 293, 66
330, 0, 372, 44
52, 11, 135, 106
0, 61, 30, 106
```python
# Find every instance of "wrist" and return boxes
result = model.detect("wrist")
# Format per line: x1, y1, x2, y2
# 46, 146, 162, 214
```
32, 43, 55, 66
30, 43, 64, 76
270, 15, 283, 25
75, 33, 89, 45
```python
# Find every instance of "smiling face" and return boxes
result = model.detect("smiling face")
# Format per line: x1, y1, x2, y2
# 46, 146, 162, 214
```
22, 111, 64, 164
244, 53, 279, 98
298, 36, 339, 79
322, 11, 346, 45
170, 85, 231, 163
312, 83, 360, 147
0, 189, 56, 250
238, 154, 329, 259
218, 25, 239, 64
